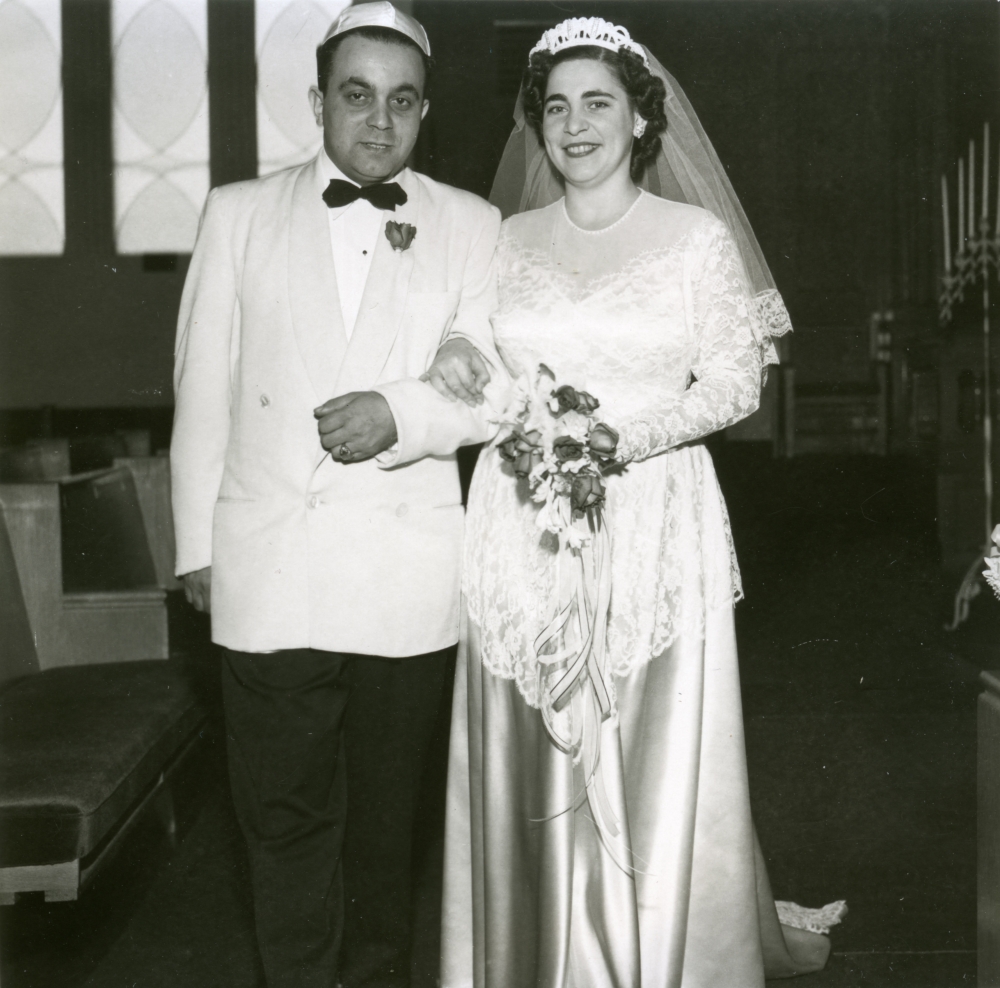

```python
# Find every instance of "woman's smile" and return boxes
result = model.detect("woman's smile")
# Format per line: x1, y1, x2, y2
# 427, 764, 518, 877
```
564, 142, 601, 157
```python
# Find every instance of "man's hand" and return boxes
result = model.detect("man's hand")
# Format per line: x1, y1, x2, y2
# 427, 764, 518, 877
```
183, 566, 211, 613
420, 339, 491, 407
314, 391, 398, 462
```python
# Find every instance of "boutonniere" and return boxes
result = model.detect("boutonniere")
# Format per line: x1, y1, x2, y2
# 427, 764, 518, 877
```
385, 220, 417, 252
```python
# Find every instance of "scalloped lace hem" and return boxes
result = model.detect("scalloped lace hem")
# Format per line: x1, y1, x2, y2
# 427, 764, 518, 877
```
775, 900, 848, 936
468, 593, 742, 711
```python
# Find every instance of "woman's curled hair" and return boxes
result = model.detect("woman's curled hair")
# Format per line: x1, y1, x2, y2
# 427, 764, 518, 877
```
522, 45, 667, 181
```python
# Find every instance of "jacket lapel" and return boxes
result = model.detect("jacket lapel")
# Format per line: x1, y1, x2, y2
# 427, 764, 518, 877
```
334, 170, 419, 396
288, 154, 348, 402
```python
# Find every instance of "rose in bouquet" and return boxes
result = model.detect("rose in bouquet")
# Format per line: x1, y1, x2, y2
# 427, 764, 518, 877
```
495, 364, 621, 545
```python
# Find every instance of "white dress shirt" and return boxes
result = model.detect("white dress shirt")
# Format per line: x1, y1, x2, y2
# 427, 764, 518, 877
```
317, 151, 388, 339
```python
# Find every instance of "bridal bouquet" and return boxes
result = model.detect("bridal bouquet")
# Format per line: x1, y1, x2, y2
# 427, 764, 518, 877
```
495, 365, 627, 855
495, 363, 620, 548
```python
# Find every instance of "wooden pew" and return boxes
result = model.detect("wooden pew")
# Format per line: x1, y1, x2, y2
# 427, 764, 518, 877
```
0, 429, 151, 482
113, 455, 181, 591
0, 510, 206, 905
980, 671, 1000, 984
0, 466, 168, 669
0, 438, 70, 481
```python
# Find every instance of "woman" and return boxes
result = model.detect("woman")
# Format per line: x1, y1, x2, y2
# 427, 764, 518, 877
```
428, 18, 841, 987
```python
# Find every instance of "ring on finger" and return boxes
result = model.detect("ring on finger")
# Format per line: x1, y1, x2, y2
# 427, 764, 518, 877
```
339, 443, 351, 460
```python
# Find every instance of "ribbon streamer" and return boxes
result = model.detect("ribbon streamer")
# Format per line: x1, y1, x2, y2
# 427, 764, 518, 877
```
534, 505, 628, 867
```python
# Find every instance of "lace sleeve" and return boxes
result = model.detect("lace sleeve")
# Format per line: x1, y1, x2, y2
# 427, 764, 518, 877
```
615, 217, 764, 462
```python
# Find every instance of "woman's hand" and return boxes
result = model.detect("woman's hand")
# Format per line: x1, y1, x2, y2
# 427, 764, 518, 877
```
421, 339, 491, 407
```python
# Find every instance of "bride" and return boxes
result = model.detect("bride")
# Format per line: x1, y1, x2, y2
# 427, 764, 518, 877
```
425, 18, 842, 987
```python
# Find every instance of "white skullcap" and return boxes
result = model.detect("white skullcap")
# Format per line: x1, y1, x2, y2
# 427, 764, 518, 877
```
322, 2, 431, 58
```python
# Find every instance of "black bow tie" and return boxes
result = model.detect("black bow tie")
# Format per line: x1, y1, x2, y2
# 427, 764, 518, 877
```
322, 179, 407, 211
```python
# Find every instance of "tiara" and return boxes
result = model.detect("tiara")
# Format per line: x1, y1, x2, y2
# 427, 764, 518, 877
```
529, 17, 649, 67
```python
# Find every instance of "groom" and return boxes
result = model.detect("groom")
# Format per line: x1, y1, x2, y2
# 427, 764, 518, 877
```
170, 5, 499, 986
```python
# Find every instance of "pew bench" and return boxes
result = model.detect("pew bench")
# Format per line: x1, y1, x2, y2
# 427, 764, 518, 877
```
0, 662, 205, 903
1, 466, 169, 667
0, 473, 207, 904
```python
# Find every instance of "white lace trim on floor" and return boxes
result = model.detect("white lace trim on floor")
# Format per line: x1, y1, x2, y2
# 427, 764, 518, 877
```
775, 899, 848, 935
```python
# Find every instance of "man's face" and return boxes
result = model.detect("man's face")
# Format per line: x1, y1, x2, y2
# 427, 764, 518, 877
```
309, 35, 428, 186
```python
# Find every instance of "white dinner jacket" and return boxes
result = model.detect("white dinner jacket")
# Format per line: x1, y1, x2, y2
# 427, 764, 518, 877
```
171, 154, 503, 656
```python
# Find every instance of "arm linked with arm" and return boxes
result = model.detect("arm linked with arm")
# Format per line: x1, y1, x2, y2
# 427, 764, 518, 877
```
614, 220, 765, 463
373, 203, 507, 466
170, 188, 239, 576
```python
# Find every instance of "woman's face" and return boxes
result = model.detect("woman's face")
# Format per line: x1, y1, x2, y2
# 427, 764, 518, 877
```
542, 58, 636, 189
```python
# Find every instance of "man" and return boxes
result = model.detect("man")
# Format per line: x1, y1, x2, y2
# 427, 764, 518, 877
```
170, 5, 498, 986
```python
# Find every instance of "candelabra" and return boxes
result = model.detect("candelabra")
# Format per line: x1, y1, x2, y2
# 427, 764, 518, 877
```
941, 123, 999, 630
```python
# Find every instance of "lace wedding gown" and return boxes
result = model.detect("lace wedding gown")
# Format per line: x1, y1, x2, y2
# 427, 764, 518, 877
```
441, 191, 834, 988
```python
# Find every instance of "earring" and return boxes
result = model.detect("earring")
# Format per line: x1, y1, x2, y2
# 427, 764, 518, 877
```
633, 117, 647, 139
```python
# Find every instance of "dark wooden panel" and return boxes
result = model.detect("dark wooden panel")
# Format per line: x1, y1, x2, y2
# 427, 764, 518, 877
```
779, 47, 884, 321
0, 512, 40, 686
59, 468, 158, 593
62, 0, 114, 257
208, 0, 258, 187
980, 673, 1000, 982
414, 0, 998, 392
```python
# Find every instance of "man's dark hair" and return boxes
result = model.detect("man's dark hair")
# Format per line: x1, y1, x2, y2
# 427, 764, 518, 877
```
316, 26, 434, 96
522, 45, 667, 182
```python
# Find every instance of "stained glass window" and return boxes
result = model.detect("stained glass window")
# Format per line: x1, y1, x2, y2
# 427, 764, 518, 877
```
112, 0, 210, 254
256, 0, 348, 177
0, 0, 65, 255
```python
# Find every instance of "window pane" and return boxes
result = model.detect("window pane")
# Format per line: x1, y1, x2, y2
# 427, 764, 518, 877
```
256, 0, 347, 177
0, 0, 65, 256
113, 0, 209, 254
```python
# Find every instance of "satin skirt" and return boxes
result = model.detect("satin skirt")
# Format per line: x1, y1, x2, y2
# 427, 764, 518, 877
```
441, 601, 814, 988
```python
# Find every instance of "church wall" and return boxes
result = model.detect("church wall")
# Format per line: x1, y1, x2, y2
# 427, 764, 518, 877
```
1, 0, 997, 427
413, 0, 999, 383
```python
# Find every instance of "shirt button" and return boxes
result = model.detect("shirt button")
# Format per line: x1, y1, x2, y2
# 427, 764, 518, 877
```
260, 394, 270, 407
309, 495, 319, 509
396, 503, 408, 518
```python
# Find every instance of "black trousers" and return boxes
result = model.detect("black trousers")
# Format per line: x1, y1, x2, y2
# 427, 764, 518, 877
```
221, 646, 452, 988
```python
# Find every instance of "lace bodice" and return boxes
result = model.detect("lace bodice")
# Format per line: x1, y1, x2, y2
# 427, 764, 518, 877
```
464, 194, 787, 705
491, 193, 777, 460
